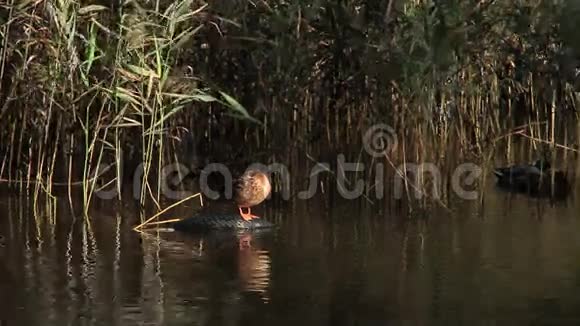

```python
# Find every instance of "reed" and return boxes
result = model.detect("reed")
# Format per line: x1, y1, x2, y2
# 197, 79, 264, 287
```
1, 0, 579, 212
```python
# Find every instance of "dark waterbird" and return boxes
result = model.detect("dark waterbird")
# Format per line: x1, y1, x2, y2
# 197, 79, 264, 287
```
493, 160, 571, 199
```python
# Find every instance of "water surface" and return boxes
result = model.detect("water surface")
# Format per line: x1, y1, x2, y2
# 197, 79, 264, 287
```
1, 174, 580, 325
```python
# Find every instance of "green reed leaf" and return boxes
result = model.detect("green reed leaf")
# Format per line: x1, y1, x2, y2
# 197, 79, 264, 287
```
79, 5, 108, 15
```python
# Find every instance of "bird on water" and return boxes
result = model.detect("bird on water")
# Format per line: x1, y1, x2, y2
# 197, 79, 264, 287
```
492, 158, 570, 199
233, 169, 271, 221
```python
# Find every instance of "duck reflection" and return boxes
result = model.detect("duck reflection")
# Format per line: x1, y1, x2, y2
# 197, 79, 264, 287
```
138, 227, 273, 304
236, 231, 271, 303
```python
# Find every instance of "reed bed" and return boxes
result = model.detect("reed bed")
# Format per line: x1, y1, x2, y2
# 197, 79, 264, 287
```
1, 0, 579, 214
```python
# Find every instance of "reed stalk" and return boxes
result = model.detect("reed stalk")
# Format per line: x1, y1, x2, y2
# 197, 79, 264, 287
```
0, 0, 578, 213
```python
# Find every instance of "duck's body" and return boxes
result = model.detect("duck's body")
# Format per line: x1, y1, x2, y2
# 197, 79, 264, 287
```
493, 160, 570, 198
493, 159, 549, 180
234, 170, 271, 221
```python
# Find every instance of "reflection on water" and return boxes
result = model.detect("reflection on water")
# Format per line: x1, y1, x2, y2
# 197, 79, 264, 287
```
1, 165, 580, 325
0, 194, 278, 326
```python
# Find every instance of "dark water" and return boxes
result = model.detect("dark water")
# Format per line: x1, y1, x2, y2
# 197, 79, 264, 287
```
1, 175, 580, 326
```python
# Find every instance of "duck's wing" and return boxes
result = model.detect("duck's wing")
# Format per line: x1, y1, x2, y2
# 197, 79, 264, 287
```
493, 166, 519, 178
233, 175, 245, 196
233, 173, 254, 202
493, 165, 539, 178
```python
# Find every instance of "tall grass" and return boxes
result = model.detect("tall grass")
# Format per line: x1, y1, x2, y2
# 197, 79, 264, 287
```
0, 0, 579, 211
0, 0, 254, 211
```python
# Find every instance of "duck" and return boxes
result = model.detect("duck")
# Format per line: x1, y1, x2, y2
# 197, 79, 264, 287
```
493, 159, 550, 179
493, 159, 570, 198
234, 169, 271, 221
